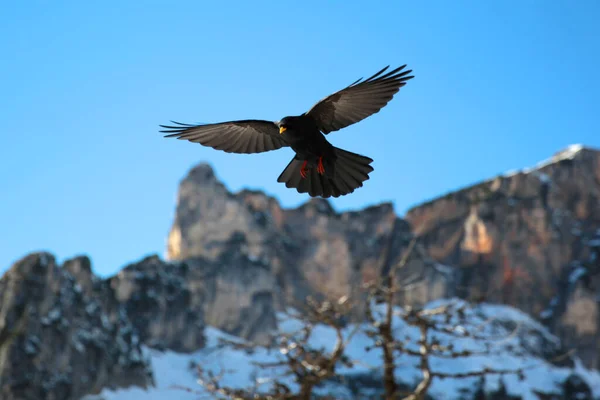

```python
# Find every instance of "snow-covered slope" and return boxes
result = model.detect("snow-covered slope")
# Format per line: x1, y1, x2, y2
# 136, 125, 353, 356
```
91, 299, 600, 400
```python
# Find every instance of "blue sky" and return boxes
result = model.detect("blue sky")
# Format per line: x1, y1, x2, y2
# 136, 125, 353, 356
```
2, 1, 599, 276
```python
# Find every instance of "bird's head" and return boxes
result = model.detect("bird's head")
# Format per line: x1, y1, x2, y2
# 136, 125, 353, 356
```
277, 116, 300, 134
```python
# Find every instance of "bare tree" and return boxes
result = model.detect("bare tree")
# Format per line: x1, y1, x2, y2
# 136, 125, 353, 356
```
188, 295, 359, 400
186, 237, 563, 400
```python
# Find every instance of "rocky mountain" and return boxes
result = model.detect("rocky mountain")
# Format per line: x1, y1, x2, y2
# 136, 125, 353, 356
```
1, 144, 599, 399
165, 163, 447, 325
166, 145, 600, 368
405, 144, 600, 369
0, 253, 152, 400
94, 300, 600, 400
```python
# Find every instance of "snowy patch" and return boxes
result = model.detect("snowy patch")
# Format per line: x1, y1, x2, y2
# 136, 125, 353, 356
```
101, 314, 112, 330
503, 145, 585, 179
537, 172, 552, 184
85, 302, 99, 316
559, 144, 585, 159
535, 144, 584, 170
73, 339, 85, 353
569, 266, 587, 284
24, 335, 41, 355
41, 307, 63, 325
96, 300, 600, 400
433, 263, 454, 275
504, 169, 521, 178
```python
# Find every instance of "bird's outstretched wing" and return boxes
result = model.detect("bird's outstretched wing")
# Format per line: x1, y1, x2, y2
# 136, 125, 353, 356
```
160, 120, 288, 154
305, 65, 414, 134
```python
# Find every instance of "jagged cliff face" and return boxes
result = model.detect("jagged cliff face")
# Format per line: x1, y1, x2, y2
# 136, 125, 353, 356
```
0, 253, 152, 400
166, 163, 447, 309
166, 146, 600, 369
0, 250, 283, 400
405, 145, 600, 368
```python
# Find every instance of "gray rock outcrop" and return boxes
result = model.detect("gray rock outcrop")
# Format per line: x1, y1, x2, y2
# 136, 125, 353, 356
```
0, 253, 152, 400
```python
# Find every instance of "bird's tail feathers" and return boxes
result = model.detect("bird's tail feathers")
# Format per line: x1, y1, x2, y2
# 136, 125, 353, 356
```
277, 147, 373, 198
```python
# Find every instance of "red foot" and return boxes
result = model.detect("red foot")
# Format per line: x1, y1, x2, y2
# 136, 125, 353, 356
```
300, 160, 308, 179
317, 156, 325, 175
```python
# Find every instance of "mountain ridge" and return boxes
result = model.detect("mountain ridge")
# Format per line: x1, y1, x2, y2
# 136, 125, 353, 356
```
2, 144, 600, 399
406, 144, 600, 213
165, 143, 600, 368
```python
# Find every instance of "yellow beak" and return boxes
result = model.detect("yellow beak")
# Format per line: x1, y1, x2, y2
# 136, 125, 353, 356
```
279, 126, 287, 134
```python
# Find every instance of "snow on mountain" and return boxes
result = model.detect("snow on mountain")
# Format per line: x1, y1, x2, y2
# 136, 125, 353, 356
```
92, 299, 600, 400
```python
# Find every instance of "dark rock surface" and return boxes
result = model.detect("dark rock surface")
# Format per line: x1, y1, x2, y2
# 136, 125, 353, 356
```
0, 248, 282, 399
0, 253, 152, 400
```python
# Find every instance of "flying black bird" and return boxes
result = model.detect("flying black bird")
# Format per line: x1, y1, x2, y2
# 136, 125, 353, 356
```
160, 65, 414, 198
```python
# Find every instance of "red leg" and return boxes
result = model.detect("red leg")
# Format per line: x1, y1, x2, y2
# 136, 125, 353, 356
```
317, 156, 325, 175
300, 160, 308, 179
